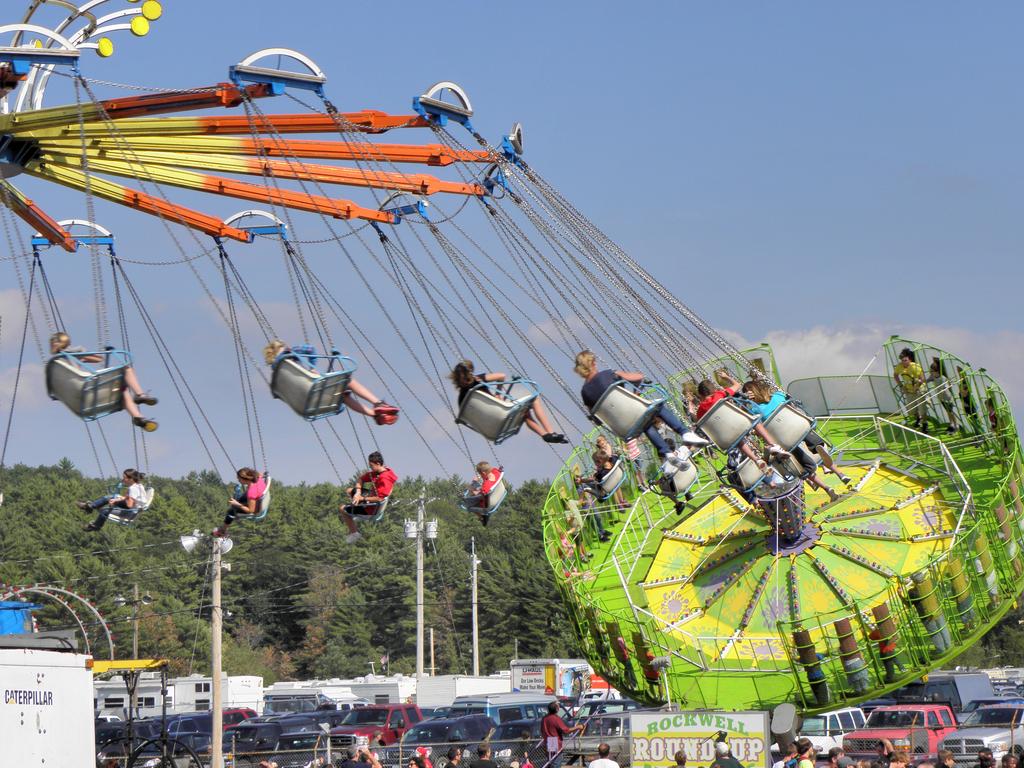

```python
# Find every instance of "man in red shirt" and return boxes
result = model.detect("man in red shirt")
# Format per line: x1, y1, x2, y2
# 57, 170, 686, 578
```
541, 700, 583, 768
340, 451, 398, 543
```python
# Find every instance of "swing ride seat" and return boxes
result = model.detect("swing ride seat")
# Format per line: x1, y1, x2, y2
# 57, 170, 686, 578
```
235, 476, 272, 523
45, 349, 131, 421
731, 456, 769, 494
695, 397, 763, 452
107, 487, 156, 526
347, 495, 389, 524
460, 470, 509, 516
658, 460, 699, 498
581, 456, 627, 502
762, 399, 816, 451
270, 351, 356, 421
588, 381, 669, 441
455, 377, 540, 444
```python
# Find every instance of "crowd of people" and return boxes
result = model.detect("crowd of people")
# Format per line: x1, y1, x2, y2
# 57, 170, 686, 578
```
771, 738, 1021, 768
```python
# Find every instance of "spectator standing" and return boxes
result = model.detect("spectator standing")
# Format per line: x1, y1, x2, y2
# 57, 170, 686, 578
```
711, 741, 745, 768
588, 744, 620, 768
937, 751, 955, 768
794, 739, 814, 768
674, 750, 688, 768
541, 700, 583, 768
772, 743, 797, 768
827, 748, 845, 768
470, 745, 497, 768
977, 748, 996, 768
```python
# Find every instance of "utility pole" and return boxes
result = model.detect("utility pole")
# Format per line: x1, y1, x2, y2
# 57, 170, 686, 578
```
429, 627, 435, 677
131, 583, 140, 660
416, 492, 424, 681
210, 538, 225, 768
405, 491, 436, 681
471, 537, 480, 676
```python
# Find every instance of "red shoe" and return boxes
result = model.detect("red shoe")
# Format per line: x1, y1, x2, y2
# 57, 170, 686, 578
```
373, 402, 400, 425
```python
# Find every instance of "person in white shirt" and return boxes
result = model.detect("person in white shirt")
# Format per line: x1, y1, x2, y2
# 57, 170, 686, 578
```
588, 743, 620, 768
78, 468, 147, 531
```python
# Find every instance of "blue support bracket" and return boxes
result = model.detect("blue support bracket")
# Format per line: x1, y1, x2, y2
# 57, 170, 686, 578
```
413, 81, 475, 132
229, 64, 326, 97
31, 234, 114, 250
0, 47, 80, 76
482, 165, 514, 197
500, 122, 525, 167
383, 200, 429, 220
241, 223, 290, 241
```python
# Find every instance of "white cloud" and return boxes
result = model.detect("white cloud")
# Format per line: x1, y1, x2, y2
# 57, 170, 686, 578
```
725, 323, 1024, 414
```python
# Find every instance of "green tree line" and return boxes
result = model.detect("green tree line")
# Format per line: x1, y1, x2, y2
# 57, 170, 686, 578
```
0, 461, 579, 682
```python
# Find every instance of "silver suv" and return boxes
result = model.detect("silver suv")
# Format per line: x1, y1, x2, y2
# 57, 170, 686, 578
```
939, 705, 1024, 766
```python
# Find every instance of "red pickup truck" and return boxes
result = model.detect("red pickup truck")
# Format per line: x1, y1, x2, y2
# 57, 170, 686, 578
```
329, 704, 423, 748
842, 704, 958, 760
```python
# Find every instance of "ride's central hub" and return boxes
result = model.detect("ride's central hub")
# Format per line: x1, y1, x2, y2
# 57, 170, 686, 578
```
754, 478, 821, 553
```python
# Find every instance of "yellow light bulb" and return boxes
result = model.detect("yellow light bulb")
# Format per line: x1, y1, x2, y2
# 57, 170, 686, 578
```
141, 1, 163, 21
96, 38, 114, 57
130, 16, 150, 36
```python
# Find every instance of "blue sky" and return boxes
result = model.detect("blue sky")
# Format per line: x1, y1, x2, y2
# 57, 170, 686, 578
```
2, 1, 1022, 485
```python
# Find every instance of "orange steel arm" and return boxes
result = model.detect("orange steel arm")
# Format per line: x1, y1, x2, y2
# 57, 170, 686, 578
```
41, 136, 491, 165
25, 110, 431, 139
0, 180, 75, 251
39, 154, 399, 224
25, 165, 253, 242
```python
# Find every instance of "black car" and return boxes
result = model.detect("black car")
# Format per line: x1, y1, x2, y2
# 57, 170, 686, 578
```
267, 731, 331, 768
489, 719, 546, 768
379, 715, 496, 768
96, 718, 164, 761
224, 720, 286, 765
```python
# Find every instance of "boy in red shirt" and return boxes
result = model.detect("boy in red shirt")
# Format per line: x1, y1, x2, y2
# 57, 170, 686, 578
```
340, 451, 398, 543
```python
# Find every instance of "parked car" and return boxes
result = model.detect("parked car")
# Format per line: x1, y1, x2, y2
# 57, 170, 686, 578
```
224, 720, 288, 765
800, 707, 867, 753
939, 704, 1024, 767
448, 692, 566, 724
267, 731, 331, 768
378, 715, 496, 768
223, 707, 258, 729
962, 698, 1024, 714
570, 699, 640, 728
564, 711, 636, 767
842, 704, 958, 759
490, 718, 546, 768
330, 703, 423, 748
895, 673, 995, 715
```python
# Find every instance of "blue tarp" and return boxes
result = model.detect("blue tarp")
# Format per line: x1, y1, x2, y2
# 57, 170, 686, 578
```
0, 601, 41, 635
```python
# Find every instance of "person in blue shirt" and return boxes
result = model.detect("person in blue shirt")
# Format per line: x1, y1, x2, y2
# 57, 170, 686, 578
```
742, 379, 851, 493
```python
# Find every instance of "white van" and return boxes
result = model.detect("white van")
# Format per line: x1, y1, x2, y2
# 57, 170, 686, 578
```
801, 707, 867, 752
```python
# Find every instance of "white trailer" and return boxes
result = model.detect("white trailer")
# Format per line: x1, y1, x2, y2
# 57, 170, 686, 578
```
1, 644, 94, 768
415, 674, 512, 708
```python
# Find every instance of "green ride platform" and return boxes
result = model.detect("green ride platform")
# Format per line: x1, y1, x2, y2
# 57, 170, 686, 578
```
543, 337, 1024, 713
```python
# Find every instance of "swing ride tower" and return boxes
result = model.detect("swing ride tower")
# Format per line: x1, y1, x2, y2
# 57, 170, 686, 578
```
0, 3, 1021, 719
